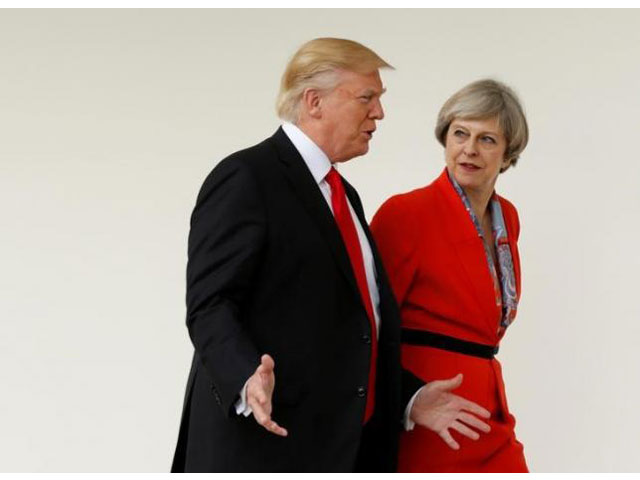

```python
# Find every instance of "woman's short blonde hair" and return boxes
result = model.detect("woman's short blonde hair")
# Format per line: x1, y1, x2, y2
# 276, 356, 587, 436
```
276, 38, 392, 123
435, 79, 529, 171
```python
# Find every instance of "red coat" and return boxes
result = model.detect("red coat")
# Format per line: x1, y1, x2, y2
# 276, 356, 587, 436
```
370, 169, 528, 472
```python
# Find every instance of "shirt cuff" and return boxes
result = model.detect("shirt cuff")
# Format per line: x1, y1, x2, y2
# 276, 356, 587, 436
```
403, 385, 425, 431
234, 379, 253, 417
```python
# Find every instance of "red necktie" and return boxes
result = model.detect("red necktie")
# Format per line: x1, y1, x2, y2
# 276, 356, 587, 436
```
325, 167, 377, 423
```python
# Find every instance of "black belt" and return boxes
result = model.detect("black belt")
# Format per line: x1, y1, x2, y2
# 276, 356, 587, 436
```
401, 328, 499, 359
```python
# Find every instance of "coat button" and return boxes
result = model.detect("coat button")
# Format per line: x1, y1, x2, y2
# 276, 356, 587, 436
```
361, 334, 371, 345
357, 386, 366, 398
211, 384, 221, 404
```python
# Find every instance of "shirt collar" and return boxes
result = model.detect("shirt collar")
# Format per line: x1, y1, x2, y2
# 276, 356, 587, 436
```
281, 122, 332, 185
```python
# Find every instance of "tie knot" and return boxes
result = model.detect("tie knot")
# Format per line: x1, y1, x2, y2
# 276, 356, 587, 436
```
325, 167, 341, 189
325, 167, 344, 193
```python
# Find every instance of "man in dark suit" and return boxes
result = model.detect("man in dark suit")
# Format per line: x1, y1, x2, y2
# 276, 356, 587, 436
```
171, 38, 491, 472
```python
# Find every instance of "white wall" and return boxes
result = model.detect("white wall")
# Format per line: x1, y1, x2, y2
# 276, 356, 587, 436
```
1, 9, 639, 472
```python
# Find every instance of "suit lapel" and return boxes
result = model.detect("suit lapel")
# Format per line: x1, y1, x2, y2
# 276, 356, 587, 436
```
345, 180, 401, 343
344, 180, 384, 289
453, 238, 500, 331
268, 128, 361, 301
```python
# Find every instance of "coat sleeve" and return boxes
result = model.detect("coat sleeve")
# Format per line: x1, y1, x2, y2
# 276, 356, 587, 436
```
370, 196, 419, 308
185, 156, 264, 415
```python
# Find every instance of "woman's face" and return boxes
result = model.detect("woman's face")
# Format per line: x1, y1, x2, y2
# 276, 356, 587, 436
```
444, 116, 510, 196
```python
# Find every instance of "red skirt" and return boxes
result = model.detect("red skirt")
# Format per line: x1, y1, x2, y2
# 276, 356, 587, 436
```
398, 345, 528, 473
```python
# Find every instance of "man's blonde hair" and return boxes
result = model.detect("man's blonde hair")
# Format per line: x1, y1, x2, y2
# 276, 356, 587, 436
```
276, 38, 392, 123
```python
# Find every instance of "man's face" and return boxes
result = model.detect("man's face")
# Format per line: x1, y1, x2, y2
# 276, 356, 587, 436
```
319, 70, 385, 163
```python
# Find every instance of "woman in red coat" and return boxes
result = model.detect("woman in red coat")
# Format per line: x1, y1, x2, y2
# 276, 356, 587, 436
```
371, 79, 529, 472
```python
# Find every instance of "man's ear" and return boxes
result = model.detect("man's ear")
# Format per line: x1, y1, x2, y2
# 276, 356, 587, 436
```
301, 88, 323, 119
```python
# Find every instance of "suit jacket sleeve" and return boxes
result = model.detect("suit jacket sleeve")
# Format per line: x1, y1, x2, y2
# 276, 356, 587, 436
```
186, 157, 264, 415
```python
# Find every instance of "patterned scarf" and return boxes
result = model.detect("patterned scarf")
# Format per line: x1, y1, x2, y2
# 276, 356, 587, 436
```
448, 171, 518, 333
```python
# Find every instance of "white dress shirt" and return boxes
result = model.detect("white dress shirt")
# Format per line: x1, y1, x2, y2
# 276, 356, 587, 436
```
281, 122, 382, 331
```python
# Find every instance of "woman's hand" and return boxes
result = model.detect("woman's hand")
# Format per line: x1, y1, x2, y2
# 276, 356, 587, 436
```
410, 373, 491, 450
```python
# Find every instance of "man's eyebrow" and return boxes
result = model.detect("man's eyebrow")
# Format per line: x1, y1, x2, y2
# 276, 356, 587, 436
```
362, 87, 387, 96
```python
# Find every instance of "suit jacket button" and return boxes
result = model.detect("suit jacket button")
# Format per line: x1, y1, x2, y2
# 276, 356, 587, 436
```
357, 386, 366, 398
211, 385, 221, 404
361, 334, 371, 345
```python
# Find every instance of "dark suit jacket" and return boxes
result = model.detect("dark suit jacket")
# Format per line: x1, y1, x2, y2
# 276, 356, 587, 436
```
171, 128, 422, 472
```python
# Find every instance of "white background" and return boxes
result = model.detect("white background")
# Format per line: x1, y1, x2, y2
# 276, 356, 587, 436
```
1, 9, 639, 472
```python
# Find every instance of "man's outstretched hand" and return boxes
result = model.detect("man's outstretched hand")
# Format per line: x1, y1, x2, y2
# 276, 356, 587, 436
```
246, 354, 288, 437
410, 373, 491, 450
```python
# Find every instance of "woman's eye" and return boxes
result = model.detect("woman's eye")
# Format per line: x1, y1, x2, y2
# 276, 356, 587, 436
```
454, 130, 466, 137
482, 136, 496, 144
360, 96, 372, 102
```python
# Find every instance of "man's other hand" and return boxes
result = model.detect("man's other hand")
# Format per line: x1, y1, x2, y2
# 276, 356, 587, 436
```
246, 354, 288, 437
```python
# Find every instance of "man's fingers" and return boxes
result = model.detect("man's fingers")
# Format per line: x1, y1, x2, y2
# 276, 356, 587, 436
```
247, 381, 270, 406
249, 354, 284, 437
257, 354, 276, 387
260, 354, 275, 371
250, 400, 287, 437
255, 390, 269, 405
250, 400, 270, 425
430, 373, 463, 392
247, 379, 272, 416
265, 419, 288, 437
450, 420, 480, 441
458, 397, 491, 419
439, 429, 460, 450
259, 369, 275, 385
458, 412, 491, 433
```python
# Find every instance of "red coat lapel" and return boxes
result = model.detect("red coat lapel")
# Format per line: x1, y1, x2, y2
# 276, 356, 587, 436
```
497, 195, 522, 302
433, 169, 503, 332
